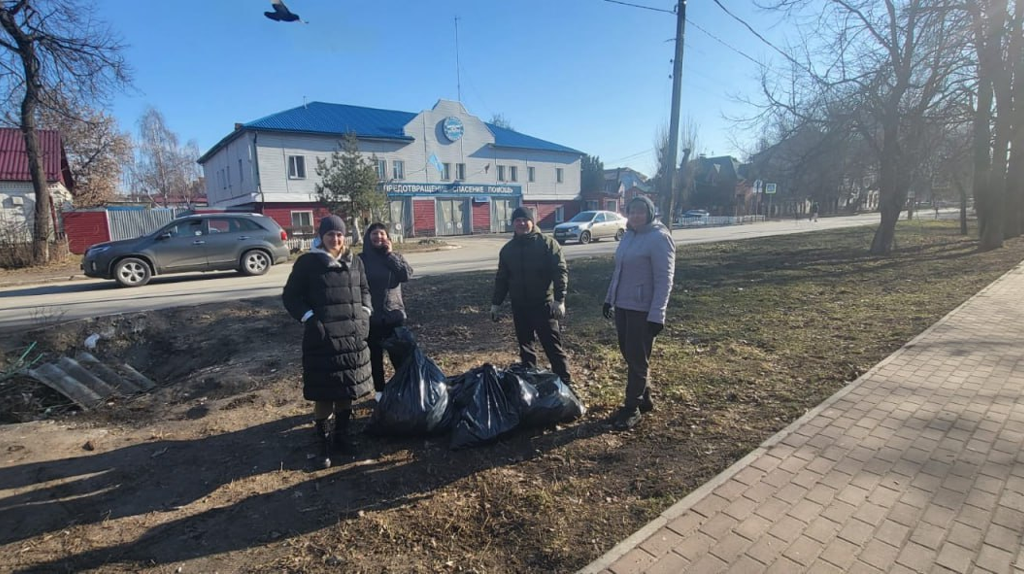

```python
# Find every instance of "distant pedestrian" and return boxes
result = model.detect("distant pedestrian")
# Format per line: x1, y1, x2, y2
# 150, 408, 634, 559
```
604, 196, 676, 430
810, 202, 820, 222
491, 206, 573, 386
359, 222, 413, 398
283, 215, 373, 469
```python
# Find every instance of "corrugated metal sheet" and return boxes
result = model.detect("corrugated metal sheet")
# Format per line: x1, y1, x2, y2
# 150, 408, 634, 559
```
0, 128, 66, 183
485, 123, 582, 155
246, 102, 416, 141
200, 101, 582, 163
108, 208, 189, 241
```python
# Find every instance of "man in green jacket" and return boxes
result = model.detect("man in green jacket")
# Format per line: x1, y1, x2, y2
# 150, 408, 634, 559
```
491, 206, 572, 384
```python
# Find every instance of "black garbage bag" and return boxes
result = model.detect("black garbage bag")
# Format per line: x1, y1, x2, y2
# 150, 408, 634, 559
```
368, 335, 449, 436
449, 364, 521, 449
506, 365, 586, 428
381, 326, 418, 370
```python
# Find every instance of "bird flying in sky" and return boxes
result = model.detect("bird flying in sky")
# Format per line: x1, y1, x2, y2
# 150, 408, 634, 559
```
265, 0, 305, 23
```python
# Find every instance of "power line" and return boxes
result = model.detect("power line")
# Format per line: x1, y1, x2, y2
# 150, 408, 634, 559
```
599, 0, 675, 15
710, 0, 810, 74
688, 19, 763, 67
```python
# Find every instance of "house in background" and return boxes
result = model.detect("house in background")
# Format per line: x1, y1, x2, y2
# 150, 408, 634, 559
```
592, 167, 651, 213
198, 99, 584, 237
0, 128, 74, 240
692, 155, 750, 214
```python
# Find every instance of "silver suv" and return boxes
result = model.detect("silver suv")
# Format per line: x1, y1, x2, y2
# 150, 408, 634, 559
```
82, 213, 290, 287
553, 210, 627, 244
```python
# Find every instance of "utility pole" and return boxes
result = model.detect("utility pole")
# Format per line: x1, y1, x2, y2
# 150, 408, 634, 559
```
663, 0, 687, 231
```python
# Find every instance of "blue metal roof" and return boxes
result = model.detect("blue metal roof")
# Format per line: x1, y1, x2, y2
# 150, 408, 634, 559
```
199, 101, 582, 163
484, 122, 582, 155
244, 102, 416, 141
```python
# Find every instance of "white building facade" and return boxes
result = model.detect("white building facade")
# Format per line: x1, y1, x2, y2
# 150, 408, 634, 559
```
198, 100, 584, 237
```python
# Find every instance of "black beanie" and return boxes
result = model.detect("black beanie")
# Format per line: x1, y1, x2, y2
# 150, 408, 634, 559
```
511, 206, 534, 222
318, 215, 346, 237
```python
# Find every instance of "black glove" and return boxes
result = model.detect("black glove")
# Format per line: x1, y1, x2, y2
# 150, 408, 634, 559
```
648, 321, 663, 336
603, 303, 613, 320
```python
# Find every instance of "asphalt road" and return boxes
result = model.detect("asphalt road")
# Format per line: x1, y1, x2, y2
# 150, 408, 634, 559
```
0, 213, 908, 333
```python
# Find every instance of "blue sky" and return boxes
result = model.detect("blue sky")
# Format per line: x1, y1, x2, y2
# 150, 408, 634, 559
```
97, 0, 788, 177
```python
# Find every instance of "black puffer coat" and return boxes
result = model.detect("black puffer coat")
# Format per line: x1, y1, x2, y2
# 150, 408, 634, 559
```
359, 232, 413, 328
282, 247, 373, 401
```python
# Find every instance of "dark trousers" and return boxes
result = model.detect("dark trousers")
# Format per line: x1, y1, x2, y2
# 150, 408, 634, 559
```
368, 324, 402, 392
511, 303, 572, 383
615, 308, 657, 408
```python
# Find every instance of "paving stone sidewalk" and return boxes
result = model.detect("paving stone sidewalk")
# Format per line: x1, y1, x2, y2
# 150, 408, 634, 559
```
581, 263, 1024, 574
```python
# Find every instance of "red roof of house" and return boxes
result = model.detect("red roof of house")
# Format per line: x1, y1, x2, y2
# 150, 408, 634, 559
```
0, 127, 74, 189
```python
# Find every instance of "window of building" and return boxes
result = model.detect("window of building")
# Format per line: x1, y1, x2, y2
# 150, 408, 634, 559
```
238, 159, 244, 183
528, 166, 535, 182
288, 155, 306, 179
442, 163, 451, 181
554, 206, 564, 223
605, 200, 617, 212
393, 160, 405, 180
376, 159, 387, 181
291, 210, 314, 236
509, 166, 518, 182
556, 168, 564, 183
497, 165, 506, 182
586, 200, 599, 210
456, 163, 466, 180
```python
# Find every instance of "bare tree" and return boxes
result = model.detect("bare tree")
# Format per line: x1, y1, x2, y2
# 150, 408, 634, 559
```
757, 0, 969, 254
0, 0, 130, 263
133, 107, 200, 207
651, 120, 699, 226
489, 113, 513, 130
32, 100, 132, 207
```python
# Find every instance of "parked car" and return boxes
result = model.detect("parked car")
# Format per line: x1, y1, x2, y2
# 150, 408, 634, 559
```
552, 210, 627, 244
82, 213, 291, 287
678, 209, 710, 224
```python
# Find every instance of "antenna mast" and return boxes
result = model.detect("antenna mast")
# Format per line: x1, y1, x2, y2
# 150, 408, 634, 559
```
455, 17, 462, 102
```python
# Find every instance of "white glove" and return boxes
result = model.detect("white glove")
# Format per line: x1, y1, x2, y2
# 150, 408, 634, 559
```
552, 301, 566, 320
490, 304, 501, 322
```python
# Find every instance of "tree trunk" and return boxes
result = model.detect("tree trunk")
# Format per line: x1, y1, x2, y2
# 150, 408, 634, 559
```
1006, 0, 1024, 237
2, 7, 52, 264
975, 81, 1002, 250
870, 131, 903, 255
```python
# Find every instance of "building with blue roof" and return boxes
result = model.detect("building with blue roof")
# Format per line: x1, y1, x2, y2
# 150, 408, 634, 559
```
198, 100, 584, 237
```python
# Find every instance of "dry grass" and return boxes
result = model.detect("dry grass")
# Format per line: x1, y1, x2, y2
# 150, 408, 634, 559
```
3, 220, 1024, 573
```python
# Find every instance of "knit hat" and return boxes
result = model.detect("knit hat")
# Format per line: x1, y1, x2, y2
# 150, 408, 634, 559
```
511, 206, 534, 222
318, 214, 346, 237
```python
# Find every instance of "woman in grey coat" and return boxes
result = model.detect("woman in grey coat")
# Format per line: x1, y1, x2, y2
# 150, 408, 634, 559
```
604, 196, 676, 430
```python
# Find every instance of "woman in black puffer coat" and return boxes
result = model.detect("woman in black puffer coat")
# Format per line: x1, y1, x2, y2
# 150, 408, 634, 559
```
359, 222, 413, 395
283, 215, 372, 468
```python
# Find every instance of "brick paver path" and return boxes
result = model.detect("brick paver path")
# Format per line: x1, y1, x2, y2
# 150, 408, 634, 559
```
582, 264, 1024, 573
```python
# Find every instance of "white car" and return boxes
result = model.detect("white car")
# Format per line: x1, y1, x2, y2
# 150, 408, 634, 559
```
552, 210, 627, 244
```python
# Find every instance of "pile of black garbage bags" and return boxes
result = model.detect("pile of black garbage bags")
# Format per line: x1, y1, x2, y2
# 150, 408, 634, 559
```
368, 327, 587, 449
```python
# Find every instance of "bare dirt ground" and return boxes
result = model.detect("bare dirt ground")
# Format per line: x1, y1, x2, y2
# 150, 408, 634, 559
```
1, 222, 1022, 574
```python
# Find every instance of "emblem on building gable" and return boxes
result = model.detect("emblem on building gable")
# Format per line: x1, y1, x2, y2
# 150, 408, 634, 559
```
442, 116, 464, 142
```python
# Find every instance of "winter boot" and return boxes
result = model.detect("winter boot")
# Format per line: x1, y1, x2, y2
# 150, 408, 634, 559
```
313, 418, 333, 469
333, 409, 357, 455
